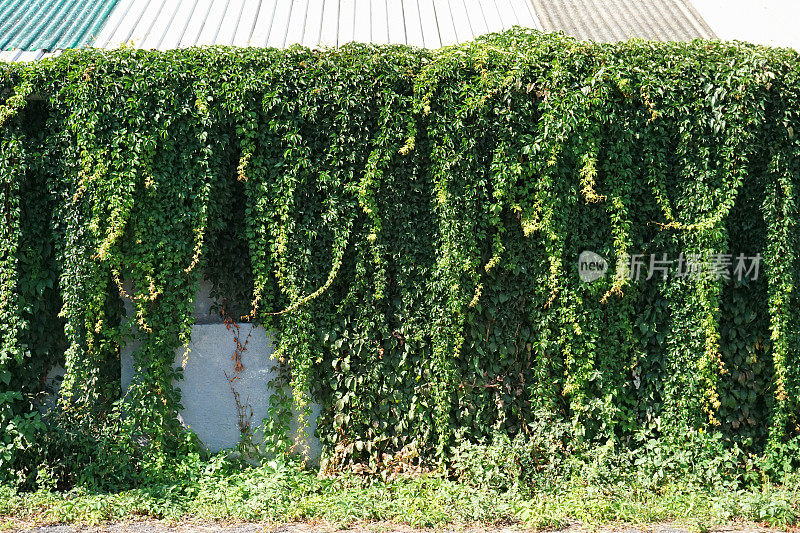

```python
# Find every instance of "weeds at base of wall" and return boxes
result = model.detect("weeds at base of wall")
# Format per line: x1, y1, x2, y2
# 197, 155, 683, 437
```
0, 448, 798, 530
2, 430, 799, 529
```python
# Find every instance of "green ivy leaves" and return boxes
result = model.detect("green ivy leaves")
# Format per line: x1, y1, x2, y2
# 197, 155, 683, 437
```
0, 30, 799, 483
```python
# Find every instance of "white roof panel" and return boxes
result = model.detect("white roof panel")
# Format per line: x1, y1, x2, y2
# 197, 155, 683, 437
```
249, 0, 276, 47
266, 0, 292, 47
401, 0, 426, 47
338, 0, 357, 46
386, 0, 405, 44
140, 0, 180, 49
354, 0, 372, 43
301, 0, 325, 47
284, 0, 310, 46
417, 0, 442, 47
317, 0, 339, 47
480, 0, 504, 35
435, 0, 458, 46
17, 0, 777, 65
692, 0, 800, 50
495, 0, 521, 31
90, 0, 540, 50
371, 0, 390, 44
449, 0, 474, 43
215, 0, 246, 46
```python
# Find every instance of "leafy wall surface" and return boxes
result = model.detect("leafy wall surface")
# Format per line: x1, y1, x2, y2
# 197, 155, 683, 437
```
1, 29, 799, 487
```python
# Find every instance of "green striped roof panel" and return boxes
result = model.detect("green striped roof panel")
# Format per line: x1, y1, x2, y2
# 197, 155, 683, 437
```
0, 0, 118, 51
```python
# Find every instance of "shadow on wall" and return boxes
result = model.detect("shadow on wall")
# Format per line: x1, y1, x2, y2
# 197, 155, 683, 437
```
119, 280, 323, 462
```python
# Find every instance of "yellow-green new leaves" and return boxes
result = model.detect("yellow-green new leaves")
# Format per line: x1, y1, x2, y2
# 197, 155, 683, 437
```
2, 31, 800, 482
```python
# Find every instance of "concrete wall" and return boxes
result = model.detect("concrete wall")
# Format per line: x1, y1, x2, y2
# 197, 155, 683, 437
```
120, 281, 322, 461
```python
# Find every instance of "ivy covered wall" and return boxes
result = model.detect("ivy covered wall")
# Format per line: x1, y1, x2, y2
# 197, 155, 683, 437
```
1, 29, 799, 487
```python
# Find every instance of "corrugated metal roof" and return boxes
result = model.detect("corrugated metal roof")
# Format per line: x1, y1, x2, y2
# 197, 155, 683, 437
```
0, 0, 118, 50
90, 0, 542, 50
0, 0, 731, 63
531, 0, 715, 42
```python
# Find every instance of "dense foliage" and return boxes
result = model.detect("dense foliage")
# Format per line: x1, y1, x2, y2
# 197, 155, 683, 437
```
1, 29, 800, 488
1, 453, 798, 528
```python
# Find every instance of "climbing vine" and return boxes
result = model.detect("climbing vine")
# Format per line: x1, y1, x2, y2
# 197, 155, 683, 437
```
1, 30, 800, 486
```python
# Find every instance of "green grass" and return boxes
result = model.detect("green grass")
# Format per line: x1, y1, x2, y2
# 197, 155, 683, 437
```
1, 458, 798, 530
